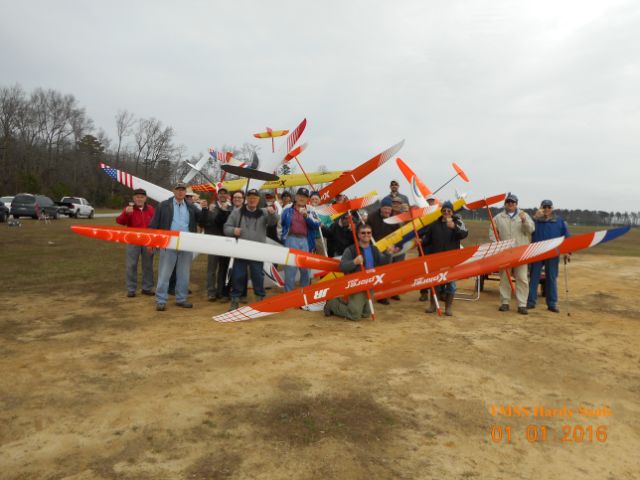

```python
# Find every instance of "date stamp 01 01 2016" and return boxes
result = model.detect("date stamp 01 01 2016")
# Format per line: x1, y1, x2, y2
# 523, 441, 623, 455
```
488, 404, 613, 444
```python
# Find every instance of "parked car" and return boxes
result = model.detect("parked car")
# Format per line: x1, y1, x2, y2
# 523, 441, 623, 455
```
1, 196, 14, 211
0, 202, 8, 222
11, 193, 61, 219
60, 196, 95, 218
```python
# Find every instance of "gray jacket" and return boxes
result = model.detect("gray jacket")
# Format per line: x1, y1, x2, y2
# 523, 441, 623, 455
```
223, 206, 279, 242
490, 209, 534, 246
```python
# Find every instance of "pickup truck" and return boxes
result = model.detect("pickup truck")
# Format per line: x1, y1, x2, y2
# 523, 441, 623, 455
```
60, 196, 95, 218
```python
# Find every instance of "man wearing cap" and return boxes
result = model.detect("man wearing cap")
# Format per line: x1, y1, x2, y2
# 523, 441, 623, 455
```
199, 188, 232, 302
384, 180, 409, 205
149, 182, 199, 311
420, 200, 468, 316
116, 188, 155, 297
491, 193, 535, 315
527, 200, 571, 313
224, 189, 279, 310
279, 187, 320, 292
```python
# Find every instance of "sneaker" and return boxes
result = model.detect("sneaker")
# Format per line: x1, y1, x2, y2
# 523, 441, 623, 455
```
156, 303, 166, 311
141, 290, 155, 296
208, 296, 218, 302
548, 306, 560, 313
498, 304, 510, 312
517, 307, 528, 315
391, 295, 401, 301
323, 303, 333, 317
229, 299, 239, 311
176, 301, 193, 308
255, 295, 265, 302
377, 299, 390, 305
526, 304, 535, 309
127, 291, 136, 298
240, 296, 248, 304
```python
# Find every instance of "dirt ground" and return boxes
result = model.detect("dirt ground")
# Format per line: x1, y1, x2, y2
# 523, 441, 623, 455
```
1, 254, 639, 479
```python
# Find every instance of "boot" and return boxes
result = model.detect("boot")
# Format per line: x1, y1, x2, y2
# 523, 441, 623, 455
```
444, 293, 454, 316
228, 298, 239, 311
425, 295, 437, 313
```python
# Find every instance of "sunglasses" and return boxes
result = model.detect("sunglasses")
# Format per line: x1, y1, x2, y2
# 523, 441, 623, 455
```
505, 200, 516, 204
542, 206, 552, 209
359, 231, 373, 235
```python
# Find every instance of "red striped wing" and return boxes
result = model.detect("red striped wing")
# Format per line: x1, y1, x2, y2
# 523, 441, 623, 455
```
317, 140, 405, 204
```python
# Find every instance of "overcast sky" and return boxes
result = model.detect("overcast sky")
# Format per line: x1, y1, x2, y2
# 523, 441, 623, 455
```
1, 0, 638, 211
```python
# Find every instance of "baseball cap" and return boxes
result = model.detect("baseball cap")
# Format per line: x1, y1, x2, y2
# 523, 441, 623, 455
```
441, 200, 454, 211
381, 197, 393, 207
133, 188, 147, 196
505, 193, 518, 203
174, 182, 187, 190
296, 187, 310, 197
247, 189, 261, 197
390, 180, 399, 186
217, 187, 228, 194
541, 199, 553, 208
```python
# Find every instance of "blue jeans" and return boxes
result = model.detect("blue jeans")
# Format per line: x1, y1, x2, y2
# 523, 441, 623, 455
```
528, 257, 559, 308
284, 235, 311, 292
436, 282, 456, 296
156, 249, 193, 304
231, 259, 265, 299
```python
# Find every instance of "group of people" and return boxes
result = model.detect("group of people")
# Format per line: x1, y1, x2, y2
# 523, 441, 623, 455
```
116, 180, 570, 320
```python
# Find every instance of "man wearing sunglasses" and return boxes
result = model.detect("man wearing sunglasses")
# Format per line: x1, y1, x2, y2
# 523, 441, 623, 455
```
491, 193, 535, 315
527, 200, 571, 313
323, 223, 395, 320
420, 200, 468, 316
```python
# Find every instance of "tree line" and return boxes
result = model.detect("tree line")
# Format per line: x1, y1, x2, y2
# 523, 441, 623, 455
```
0, 84, 261, 208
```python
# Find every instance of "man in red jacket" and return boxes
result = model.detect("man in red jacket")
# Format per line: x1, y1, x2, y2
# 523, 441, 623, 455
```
116, 188, 156, 297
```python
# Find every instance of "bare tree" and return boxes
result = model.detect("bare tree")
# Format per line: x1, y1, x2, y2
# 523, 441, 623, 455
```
114, 109, 134, 167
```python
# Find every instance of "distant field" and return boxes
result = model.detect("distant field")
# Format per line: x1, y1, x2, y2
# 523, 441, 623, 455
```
0, 217, 636, 298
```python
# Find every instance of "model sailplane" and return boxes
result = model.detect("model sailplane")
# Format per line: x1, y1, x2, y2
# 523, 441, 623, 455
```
212, 227, 630, 322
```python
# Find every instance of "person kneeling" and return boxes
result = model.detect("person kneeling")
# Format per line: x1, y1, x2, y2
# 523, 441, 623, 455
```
323, 223, 394, 321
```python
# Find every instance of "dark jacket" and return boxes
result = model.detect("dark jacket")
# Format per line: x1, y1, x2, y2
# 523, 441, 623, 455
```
368, 208, 400, 241
340, 242, 391, 274
198, 203, 231, 236
326, 218, 359, 257
421, 215, 468, 254
149, 197, 198, 232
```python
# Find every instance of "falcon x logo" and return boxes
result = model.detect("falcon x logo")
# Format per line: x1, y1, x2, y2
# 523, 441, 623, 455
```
346, 273, 385, 289
412, 272, 448, 287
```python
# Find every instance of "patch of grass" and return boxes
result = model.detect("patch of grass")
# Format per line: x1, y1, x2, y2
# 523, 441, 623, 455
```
0, 217, 210, 295
220, 393, 403, 447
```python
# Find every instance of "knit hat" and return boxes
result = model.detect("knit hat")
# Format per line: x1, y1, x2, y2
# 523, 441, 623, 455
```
381, 197, 393, 207
441, 200, 454, 211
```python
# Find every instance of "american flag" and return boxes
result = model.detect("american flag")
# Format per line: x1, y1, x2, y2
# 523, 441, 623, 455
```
100, 163, 133, 188
208, 148, 233, 163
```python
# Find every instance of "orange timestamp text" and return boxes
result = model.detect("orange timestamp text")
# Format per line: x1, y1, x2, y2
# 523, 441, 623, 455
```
490, 425, 608, 444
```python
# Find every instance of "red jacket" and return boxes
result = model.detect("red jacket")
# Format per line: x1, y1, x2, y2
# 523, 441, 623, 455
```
116, 204, 155, 228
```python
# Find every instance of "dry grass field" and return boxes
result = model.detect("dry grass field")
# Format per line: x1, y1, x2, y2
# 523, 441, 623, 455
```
1, 218, 639, 479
